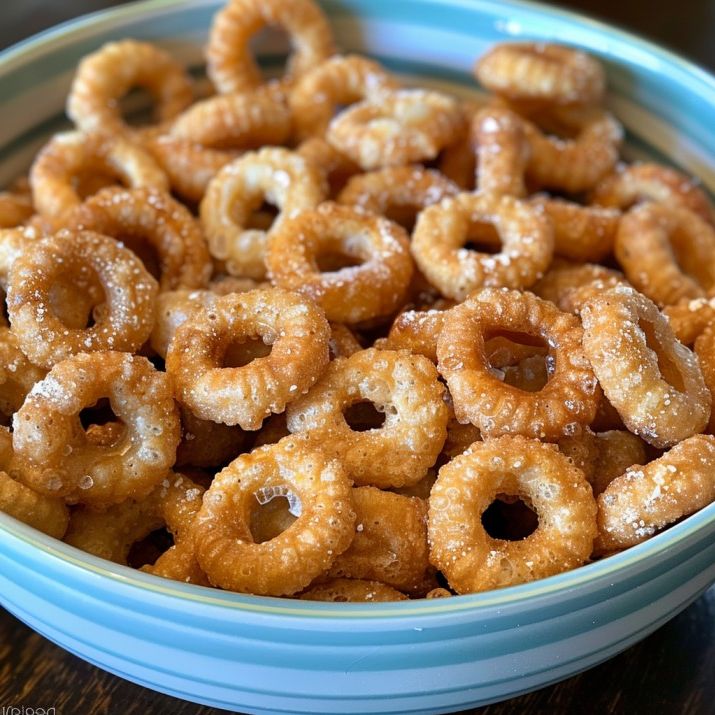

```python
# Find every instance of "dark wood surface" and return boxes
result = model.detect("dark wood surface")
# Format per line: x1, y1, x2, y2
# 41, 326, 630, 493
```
1, 1, 714, 714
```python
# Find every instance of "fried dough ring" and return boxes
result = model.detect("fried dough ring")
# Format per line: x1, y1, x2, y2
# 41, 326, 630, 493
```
591, 430, 648, 497
590, 162, 714, 223
300, 578, 408, 602
530, 196, 620, 263
0, 327, 46, 422
206, 0, 335, 93
581, 286, 710, 447
30, 131, 168, 221
694, 322, 715, 434
7, 230, 158, 368
429, 436, 597, 594
0, 425, 69, 539
289, 55, 399, 141
166, 288, 330, 430
66, 473, 207, 584
614, 202, 715, 307
169, 86, 291, 149
67, 40, 194, 135
523, 108, 622, 193
473, 106, 530, 197
596, 434, 715, 552
193, 436, 355, 595
474, 43, 605, 106
266, 202, 413, 324
337, 166, 459, 232
0, 188, 33, 228
327, 89, 465, 170
438, 288, 599, 440
664, 298, 715, 346
411, 192, 553, 301
69, 187, 211, 290
328, 486, 430, 594
286, 348, 448, 488
201, 148, 326, 280
140, 129, 238, 203
533, 259, 626, 314
297, 137, 361, 197
13, 352, 180, 506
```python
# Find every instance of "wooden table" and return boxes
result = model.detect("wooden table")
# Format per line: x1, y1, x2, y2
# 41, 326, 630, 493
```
1, 1, 714, 713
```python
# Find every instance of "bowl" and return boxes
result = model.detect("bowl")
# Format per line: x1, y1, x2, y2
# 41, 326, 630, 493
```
1, 1, 715, 713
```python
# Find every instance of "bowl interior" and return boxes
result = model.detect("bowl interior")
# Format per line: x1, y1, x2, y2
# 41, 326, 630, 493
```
1, 0, 715, 618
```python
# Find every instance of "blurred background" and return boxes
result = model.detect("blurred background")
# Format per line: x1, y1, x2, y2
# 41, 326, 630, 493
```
1, 0, 714, 71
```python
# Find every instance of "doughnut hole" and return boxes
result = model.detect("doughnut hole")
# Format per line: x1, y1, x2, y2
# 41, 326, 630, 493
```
48, 268, 106, 330
79, 397, 128, 448
485, 330, 552, 393
462, 220, 502, 255
248, 25, 292, 83
668, 222, 715, 291
640, 318, 686, 392
481, 495, 539, 541
249, 488, 300, 544
342, 400, 387, 432
315, 249, 364, 272
221, 335, 273, 368
245, 200, 280, 231
72, 169, 120, 199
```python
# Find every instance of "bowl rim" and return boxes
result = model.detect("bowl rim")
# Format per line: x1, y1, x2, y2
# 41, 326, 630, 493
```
1, 0, 715, 619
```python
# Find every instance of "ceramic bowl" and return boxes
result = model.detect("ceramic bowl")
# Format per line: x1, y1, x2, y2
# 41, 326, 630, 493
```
1, 1, 714, 713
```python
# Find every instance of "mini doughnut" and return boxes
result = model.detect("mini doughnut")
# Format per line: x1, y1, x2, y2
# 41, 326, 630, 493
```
7, 230, 158, 368
328, 323, 362, 359
533, 259, 626, 314
664, 297, 715, 346
429, 435, 597, 594
140, 129, 238, 203
375, 305, 451, 363
329, 486, 430, 594
695, 322, 715, 434
472, 106, 530, 197
581, 286, 710, 447
0, 328, 46, 422
266, 202, 413, 324
206, 0, 335, 93
289, 54, 399, 140
327, 89, 466, 170
337, 166, 459, 232
590, 430, 648, 497
523, 108, 623, 193
169, 86, 291, 149
13, 352, 180, 506
201, 148, 326, 280
176, 406, 247, 469
69, 187, 212, 290
411, 192, 554, 301
438, 288, 599, 440
596, 434, 715, 552
474, 42, 605, 106
297, 137, 361, 197
67, 40, 194, 135
166, 288, 330, 430
300, 578, 408, 602
287, 348, 448, 488
0, 187, 33, 228
530, 196, 620, 263
0, 425, 69, 539
590, 162, 714, 223
614, 202, 715, 307
65, 473, 205, 583
30, 131, 169, 221
193, 436, 355, 596
557, 429, 600, 483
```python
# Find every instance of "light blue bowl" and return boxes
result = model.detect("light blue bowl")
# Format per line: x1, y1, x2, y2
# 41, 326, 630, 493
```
1, 1, 715, 713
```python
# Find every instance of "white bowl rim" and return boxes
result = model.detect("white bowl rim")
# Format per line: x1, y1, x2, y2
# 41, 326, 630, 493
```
1, 0, 715, 619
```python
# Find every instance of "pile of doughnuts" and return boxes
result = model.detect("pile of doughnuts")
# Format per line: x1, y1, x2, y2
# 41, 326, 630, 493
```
1, 0, 714, 601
